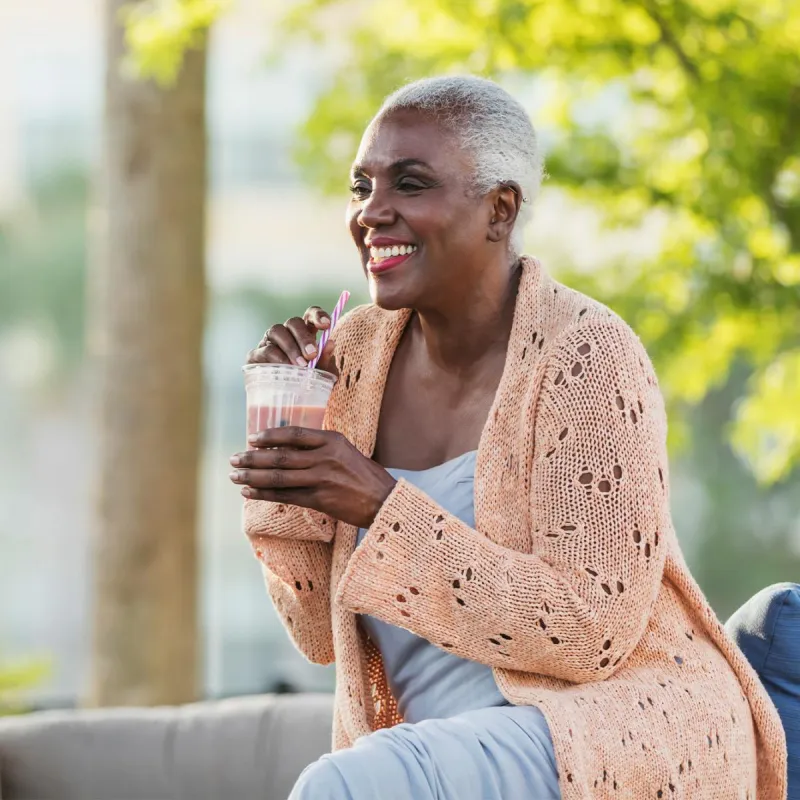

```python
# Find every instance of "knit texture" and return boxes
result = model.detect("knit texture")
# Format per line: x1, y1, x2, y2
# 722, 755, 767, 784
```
244, 256, 787, 799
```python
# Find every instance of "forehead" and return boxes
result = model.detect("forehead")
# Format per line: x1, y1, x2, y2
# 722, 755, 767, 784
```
353, 109, 470, 175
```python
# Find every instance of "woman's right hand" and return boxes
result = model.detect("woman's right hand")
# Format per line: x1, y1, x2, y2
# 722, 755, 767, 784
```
247, 306, 335, 371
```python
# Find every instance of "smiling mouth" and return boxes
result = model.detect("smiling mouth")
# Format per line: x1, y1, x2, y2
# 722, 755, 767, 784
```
368, 244, 418, 263
366, 243, 418, 274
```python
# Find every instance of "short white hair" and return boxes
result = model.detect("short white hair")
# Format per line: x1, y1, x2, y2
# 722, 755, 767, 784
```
376, 75, 544, 254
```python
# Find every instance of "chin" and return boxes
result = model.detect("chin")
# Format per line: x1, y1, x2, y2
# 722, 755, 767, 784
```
368, 278, 418, 311
369, 280, 413, 311
363, 249, 431, 310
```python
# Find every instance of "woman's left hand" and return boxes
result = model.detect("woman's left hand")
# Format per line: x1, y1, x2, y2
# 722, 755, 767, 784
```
229, 427, 397, 529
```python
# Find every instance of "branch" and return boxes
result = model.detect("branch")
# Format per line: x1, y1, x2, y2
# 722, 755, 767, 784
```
761, 84, 800, 252
638, 1, 701, 82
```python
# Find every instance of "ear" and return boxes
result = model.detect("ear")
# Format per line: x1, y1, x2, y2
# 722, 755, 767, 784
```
486, 182, 523, 243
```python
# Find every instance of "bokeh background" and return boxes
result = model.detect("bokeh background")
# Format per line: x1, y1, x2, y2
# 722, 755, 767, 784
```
1, 0, 798, 711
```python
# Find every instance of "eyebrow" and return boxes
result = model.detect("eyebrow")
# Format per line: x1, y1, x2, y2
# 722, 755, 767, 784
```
351, 157, 433, 176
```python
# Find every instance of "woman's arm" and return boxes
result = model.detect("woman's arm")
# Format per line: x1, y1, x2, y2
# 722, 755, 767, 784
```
246, 502, 335, 664
336, 320, 670, 684
251, 533, 335, 666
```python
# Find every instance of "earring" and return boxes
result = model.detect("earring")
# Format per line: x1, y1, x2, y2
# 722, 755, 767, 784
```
491, 217, 497, 223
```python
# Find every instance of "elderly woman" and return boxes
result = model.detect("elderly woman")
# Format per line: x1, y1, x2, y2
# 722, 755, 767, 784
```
229, 77, 787, 799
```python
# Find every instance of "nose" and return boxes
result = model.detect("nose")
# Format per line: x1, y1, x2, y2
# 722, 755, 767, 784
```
357, 186, 396, 230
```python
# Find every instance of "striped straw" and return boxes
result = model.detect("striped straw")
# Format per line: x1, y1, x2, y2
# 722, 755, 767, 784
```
308, 290, 350, 370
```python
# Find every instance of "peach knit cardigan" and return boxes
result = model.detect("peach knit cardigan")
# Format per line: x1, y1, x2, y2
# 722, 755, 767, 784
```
245, 257, 787, 799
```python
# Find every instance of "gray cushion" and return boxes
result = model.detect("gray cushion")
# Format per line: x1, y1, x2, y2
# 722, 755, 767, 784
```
0, 693, 333, 800
726, 583, 800, 800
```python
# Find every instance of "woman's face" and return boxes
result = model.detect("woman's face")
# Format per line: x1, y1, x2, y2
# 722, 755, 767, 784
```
347, 109, 497, 311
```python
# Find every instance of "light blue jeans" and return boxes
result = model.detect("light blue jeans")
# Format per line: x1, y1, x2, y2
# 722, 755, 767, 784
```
290, 705, 561, 800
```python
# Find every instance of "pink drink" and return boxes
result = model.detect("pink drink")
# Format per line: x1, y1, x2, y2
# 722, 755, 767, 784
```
246, 404, 327, 438
243, 364, 336, 448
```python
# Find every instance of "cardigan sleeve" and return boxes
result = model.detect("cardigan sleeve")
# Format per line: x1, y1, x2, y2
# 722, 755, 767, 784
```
335, 320, 670, 684
246, 503, 335, 665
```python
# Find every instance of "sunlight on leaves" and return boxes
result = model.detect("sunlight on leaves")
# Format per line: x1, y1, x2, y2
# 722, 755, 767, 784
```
0, 657, 51, 716
733, 350, 800, 485
122, 0, 229, 86
277, 0, 800, 482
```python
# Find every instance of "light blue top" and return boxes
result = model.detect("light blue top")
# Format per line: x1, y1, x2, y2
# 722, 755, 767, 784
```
356, 450, 510, 724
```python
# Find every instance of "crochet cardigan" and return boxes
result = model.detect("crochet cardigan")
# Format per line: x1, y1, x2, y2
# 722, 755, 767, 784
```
244, 256, 787, 799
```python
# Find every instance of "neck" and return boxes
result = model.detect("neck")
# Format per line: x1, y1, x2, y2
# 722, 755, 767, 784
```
413, 256, 522, 371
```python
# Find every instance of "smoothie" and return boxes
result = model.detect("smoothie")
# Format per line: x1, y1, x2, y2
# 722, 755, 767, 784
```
246, 404, 327, 438
243, 363, 336, 446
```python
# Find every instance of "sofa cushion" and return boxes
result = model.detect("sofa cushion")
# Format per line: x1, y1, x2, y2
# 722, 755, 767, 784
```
0, 693, 333, 800
726, 582, 800, 799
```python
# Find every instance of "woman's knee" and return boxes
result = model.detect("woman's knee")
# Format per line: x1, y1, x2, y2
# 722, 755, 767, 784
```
289, 755, 349, 800
289, 726, 428, 800
289, 734, 405, 800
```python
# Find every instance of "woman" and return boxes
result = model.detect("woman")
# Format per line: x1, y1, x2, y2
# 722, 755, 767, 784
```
229, 76, 787, 799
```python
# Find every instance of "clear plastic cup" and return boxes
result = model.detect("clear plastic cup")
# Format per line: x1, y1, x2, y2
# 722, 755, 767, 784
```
243, 364, 337, 446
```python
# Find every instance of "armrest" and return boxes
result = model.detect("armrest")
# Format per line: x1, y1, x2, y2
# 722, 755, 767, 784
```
0, 693, 333, 800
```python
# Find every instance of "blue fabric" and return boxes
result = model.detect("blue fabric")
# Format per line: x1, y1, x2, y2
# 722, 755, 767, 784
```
726, 582, 800, 799
289, 705, 561, 800
356, 450, 509, 723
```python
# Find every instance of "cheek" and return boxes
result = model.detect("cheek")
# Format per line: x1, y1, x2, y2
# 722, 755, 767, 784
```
407, 198, 462, 243
346, 202, 362, 242
394, 203, 438, 245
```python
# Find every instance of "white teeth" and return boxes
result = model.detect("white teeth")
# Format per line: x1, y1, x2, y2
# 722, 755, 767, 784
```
369, 244, 417, 262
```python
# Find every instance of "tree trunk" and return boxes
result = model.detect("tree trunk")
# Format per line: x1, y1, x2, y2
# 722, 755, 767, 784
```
87, 0, 207, 706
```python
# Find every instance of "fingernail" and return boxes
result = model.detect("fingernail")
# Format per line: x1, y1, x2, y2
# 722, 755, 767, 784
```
248, 433, 259, 444
295, 357, 307, 367
229, 455, 241, 466
304, 344, 317, 356
241, 487, 252, 498
320, 316, 330, 326
229, 471, 241, 482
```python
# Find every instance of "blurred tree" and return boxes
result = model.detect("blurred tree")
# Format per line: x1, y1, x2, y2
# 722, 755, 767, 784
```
680, 365, 800, 618
277, 0, 800, 484
86, 0, 208, 706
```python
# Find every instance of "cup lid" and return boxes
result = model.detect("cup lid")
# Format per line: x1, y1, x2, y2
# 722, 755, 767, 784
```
242, 362, 337, 389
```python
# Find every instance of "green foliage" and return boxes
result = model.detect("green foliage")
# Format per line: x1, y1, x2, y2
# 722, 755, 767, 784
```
731, 350, 800, 484
283, 0, 800, 483
0, 658, 50, 716
122, 0, 228, 85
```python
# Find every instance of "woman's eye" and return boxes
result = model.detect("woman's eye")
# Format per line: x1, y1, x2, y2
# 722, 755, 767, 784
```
349, 181, 371, 199
397, 179, 425, 192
